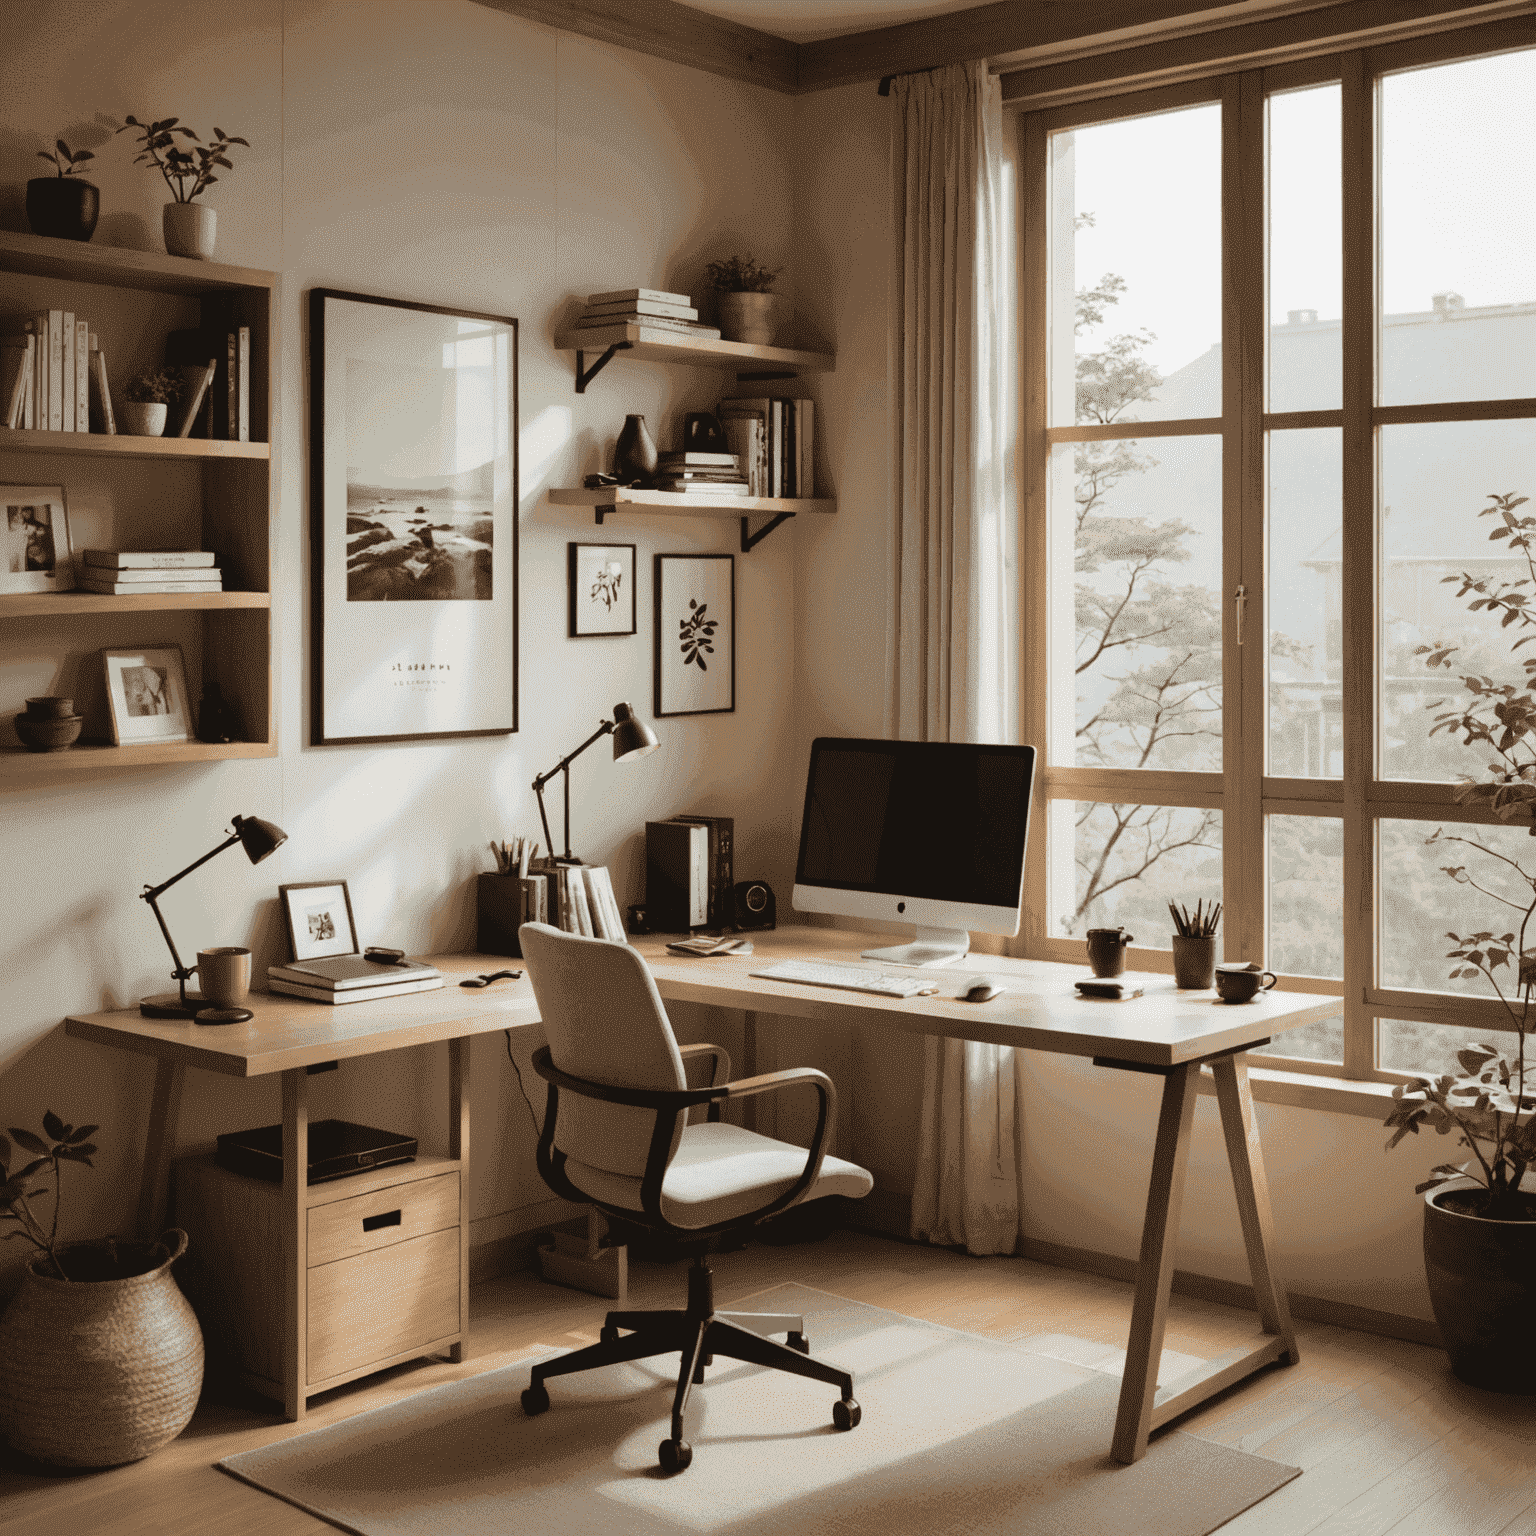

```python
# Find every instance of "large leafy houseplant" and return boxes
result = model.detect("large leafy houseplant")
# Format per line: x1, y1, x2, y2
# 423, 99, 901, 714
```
116, 116, 250, 203
0, 1111, 99, 1280
1385, 492, 1536, 1222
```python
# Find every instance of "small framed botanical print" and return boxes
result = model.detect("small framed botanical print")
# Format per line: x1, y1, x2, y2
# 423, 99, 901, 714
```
279, 880, 359, 961
654, 553, 734, 717
568, 542, 636, 637
1, 484, 71, 595
102, 645, 191, 745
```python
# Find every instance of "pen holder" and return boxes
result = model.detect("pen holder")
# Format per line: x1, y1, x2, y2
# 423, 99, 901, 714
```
476, 873, 523, 958
1171, 934, 1216, 990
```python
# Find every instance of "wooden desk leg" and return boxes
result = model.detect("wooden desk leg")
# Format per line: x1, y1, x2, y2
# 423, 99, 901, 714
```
281, 1068, 309, 1421
448, 1037, 470, 1364
136, 1057, 185, 1241
1211, 1054, 1299, 1365
1112, 1062, 1199, 1465
742, 1011, 758, 1133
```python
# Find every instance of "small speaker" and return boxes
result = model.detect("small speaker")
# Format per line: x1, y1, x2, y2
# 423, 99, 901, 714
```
731, 880, 776, 931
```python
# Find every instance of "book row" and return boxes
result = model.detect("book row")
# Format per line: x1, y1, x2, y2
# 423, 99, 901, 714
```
717, 397, 814, 499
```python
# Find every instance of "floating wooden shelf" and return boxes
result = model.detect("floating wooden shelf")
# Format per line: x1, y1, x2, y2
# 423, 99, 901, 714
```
0, 590, 270, 619
0, 739, 277, 778
554, 323, 834, 392
0, 427, 269, 460
548, 486, 833, 551
0, 228, 277, 296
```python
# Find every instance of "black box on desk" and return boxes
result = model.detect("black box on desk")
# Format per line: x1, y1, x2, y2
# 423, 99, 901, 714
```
214, 1119, 416, 1185
646, 819, 710, 932
477, 872, 524, 957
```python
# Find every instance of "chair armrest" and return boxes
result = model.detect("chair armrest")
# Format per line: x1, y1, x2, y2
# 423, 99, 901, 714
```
722, 1067, 837, 1220
678, 1043, 732, 1121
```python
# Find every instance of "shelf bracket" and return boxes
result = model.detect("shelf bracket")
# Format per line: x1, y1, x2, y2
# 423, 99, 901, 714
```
741, 511, 795, 552
593, 508, 608, 527
574, 342, 631, 394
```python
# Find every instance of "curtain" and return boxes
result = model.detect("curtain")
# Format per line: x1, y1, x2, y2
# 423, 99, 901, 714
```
887, 61, 1023, 1255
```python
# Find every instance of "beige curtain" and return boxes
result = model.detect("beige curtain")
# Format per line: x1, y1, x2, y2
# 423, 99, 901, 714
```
887, 62, 1023, 1255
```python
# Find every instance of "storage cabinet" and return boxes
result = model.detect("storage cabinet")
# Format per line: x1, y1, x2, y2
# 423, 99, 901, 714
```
0, 229, 276, 776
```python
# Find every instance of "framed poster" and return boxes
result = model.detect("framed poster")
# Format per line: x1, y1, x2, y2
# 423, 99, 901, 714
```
309, 289, 518, 745
654, 553, 734, 717
102, 645, 191, 745
279, 881, 358, 961
2, 484, 71, 594
568, 542, 636, 637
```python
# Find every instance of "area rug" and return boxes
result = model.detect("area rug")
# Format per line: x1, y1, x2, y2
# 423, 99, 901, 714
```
218, 1283, 1298, 1536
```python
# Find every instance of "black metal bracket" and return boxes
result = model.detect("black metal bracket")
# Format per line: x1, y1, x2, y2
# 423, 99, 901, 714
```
741, 511, 795, 552
574, 342, 631, 393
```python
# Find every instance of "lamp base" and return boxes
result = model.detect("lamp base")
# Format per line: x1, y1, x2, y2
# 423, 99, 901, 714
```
139, 992, 207, 1019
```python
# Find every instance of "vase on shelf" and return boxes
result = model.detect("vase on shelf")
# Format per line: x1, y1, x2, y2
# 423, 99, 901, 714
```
117, 402, 168, 437
717, 292, 785, 346
614, 414, 658, 486
25, 178, 99, 242
163, 202, 216, 261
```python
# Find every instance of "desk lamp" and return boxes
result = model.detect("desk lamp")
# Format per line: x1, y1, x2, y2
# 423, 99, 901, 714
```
533, 702, 659, 863
139, 813, 288, 1023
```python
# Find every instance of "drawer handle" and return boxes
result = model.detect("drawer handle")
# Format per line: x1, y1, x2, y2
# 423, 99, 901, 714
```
362, 1209, 402, 1233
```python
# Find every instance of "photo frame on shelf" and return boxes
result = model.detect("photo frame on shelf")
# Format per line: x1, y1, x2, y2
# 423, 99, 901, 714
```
1, 484, 71, 595
568, 541, 636, 637
654, 553, 734, 718
101, 645, 191, 745
279, 880, 359, 962
309, 288, 519, 745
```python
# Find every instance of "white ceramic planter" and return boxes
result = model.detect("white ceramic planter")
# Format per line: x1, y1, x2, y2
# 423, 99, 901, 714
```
118, 401, 168, 437
163, 201, 216, 261
717, 291, 785, 346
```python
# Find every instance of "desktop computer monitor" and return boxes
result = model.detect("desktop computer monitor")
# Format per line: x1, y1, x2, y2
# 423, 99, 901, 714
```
791, 737, 1037, 967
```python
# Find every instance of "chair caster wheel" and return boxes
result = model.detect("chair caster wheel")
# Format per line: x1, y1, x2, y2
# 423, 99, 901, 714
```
601, 1325, 620, 1344
833, 1397, 861, 1431
521, 1383, 550, 1416
787, 1331, 810, 1354
659, 1437, 693, 1474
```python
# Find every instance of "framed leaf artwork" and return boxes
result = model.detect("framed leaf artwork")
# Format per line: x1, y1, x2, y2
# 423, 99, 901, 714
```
654, 553, 734, 717
568, 542, 636, 637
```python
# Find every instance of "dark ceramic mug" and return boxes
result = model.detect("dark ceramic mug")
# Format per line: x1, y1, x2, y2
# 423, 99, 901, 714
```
1086, 926, 1134, 978
1214, 962, 1277, 1004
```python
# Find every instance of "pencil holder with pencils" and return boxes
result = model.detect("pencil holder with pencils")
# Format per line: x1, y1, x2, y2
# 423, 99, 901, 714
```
1169, 900, 1219, 990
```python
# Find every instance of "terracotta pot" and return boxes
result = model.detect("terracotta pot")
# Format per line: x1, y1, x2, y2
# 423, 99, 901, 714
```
1423, 1178, 1536, 1393
26, 178, 99, 241
163, 201, 216, 260
118, 401, 168, 437
717, 291, 785, 346
0, 1231, 204, 1466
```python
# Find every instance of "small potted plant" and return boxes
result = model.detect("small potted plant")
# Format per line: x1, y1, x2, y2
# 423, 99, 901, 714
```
0, 1112, 203, 1466
119, 368, 184, 437
26, 138, 99, 242
117, 115, 250, 260
706, 253, 785, 346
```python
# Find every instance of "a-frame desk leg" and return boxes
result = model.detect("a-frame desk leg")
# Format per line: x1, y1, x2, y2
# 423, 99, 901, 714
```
280, 1067, 310, 1421
136, 1057, 185, 1241
448, 1036, 471, 1364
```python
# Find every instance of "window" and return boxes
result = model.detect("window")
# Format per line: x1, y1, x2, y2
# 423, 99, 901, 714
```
1020, 25, 1536, 1086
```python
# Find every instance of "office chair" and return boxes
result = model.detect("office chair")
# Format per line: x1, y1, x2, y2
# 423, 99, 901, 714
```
517, 920, 874, 1474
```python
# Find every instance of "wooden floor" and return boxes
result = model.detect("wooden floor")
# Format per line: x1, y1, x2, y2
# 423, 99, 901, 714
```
3, 1229, 1533, 1536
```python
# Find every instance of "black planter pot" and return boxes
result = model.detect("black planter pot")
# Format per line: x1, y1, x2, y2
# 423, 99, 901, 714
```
1423, 1181, 1536, 1393
25, 178, 99, 242
614, 413, 658, 485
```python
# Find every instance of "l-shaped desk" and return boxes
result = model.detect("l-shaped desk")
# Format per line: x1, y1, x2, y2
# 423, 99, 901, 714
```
64, 925, 1341, 1463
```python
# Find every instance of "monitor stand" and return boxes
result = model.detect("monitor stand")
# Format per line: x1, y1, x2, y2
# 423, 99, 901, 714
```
861, 926, 970, 969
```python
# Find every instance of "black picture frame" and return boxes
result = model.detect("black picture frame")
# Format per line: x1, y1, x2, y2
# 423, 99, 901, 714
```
654, 553, 735, 717
308, 288, 518, 745
568, 541, 637, 637
278, 880, 359, 962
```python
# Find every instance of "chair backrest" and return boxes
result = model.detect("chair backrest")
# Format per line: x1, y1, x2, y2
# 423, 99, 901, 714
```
518, 921, 688, 1179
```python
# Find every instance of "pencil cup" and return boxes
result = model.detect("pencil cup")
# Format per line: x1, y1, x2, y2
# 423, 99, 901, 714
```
1171, 935, 1216, 990
195, 947, 251, 1009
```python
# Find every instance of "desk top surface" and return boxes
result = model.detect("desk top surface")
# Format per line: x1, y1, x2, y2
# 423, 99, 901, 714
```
64, 926, 1341, 1077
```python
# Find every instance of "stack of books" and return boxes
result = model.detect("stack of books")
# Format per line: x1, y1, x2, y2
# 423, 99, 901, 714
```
78, 549, 224, 596
267, 954, 444, 1005
650, 450, 748, 496
574, 288, 720, 341
717, 397, 814, 498
1, 310, 113, 433
165, 325, 252, 441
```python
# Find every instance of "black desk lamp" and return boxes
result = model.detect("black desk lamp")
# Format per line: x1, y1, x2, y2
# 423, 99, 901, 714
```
139, 813, 288, 1023
533, 702, 659, 864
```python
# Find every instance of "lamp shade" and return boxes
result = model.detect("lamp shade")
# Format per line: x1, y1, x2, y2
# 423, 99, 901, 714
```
233, 814, 287, 864
610, 702, 659, 763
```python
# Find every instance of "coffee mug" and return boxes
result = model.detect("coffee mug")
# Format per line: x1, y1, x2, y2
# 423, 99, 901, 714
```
1214, 962, 1277, 1004
1086, 926, 1134, 978
195, 946, 251, 1009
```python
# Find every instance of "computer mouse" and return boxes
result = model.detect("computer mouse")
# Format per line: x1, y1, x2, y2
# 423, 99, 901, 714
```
962, 976, 1005, 1003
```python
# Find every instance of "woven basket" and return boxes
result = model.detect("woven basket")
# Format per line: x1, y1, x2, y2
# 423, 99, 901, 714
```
0, 1229, 204, 1467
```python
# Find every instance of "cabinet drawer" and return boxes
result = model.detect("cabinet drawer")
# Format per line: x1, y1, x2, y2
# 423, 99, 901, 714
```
307, 1171, 459, 1269
307, 1226, 460, 1385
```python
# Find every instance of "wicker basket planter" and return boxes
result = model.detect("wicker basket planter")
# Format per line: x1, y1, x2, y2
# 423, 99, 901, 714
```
0, 1230, 204, 1466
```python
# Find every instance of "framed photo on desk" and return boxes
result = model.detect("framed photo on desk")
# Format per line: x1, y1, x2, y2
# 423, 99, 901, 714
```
280, 881, 358, 961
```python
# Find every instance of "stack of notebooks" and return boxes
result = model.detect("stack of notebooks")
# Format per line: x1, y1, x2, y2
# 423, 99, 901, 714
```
717, 397, 814, 499
78, 549, 223, 596
267, 954, 445, 1005
1, 310, 113, 433
650, 449, 748, 496
573, 288, 720, 342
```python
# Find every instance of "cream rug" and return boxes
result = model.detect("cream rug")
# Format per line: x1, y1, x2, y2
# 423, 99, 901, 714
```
219, 1283, 1298, 1536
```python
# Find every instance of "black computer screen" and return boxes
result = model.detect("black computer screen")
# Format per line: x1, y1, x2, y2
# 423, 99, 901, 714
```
794, 738, 1036, 908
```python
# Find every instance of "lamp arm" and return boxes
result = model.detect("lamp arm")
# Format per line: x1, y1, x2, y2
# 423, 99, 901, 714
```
141, 830, 242, 902
530, 720, 615, 865
530, 720, 615, 793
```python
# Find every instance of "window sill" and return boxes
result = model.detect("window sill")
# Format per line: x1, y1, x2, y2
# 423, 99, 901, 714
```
1202, 1063, 1396, 1120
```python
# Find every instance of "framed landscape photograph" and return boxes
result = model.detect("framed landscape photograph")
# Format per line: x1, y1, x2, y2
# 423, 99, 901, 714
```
309, 289, 518, 745
1, 484, 71, 595
568, 542, 636, 637
279, 881, 359, 961
102, 645, 191, 745
654, 553, 734, 717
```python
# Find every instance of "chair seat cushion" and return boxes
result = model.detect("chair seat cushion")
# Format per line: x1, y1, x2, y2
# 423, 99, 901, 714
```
563, 1121, 874, 1230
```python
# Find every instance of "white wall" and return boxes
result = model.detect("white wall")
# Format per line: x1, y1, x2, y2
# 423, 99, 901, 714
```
0, 0, 807, 1290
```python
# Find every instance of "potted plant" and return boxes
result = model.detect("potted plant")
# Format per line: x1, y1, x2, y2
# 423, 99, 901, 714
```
0, 1112, 203, 1466
1385, 490, 1536, 1393
706, 253, 784, 346
26, 138, 99, 242
119, 368, 184, 437
117, 115, 250, 260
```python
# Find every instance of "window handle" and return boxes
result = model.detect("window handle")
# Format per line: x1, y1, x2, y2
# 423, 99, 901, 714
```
1235, 584, 1249, 646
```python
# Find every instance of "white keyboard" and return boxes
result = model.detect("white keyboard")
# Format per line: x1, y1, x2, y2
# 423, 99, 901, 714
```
751, 959, 939, 998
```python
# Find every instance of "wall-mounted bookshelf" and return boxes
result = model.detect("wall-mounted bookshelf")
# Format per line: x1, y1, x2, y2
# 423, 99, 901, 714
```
554, 322, 834, 393
548, 486, 834, 552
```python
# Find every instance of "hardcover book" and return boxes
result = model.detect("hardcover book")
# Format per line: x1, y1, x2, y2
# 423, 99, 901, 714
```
77, 578, 223, 595
267, 976, 444, 1004
647, 820, 710, 932
268, 954, 441, 989
668, 815, 734, 930
83, 549, 217, 569
586, 287, 691, 306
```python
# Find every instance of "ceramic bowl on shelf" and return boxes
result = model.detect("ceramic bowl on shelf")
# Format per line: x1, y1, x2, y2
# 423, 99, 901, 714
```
15, 697, 83, 751
24, 695, 75, 719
